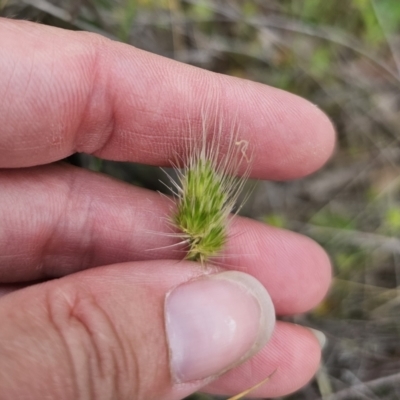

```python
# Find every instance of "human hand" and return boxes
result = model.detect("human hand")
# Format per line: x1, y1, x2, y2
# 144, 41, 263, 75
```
0, 18, 335, 399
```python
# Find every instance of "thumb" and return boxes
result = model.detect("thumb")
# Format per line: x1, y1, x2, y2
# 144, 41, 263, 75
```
0, 261, 275, 400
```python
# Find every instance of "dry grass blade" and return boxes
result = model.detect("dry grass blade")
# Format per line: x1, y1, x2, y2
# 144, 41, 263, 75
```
226, 369, 277, 400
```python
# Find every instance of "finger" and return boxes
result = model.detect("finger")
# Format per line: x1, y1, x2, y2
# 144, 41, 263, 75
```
0, 262, 279, 400
205, 322, 324, 398
0, 164, 331, 315
0, 18, 335, 179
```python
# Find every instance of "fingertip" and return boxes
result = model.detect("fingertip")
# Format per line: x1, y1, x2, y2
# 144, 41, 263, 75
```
290, 99, 336, 178
293, 233, 333, 312
250, 86, 336, 179
281, 232, 333, 314
265, 322, 323, 397
204, 321, 323, 398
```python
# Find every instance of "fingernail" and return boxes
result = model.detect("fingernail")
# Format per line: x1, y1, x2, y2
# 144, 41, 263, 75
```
308, 328, 327, 349
165, 271, 275, 383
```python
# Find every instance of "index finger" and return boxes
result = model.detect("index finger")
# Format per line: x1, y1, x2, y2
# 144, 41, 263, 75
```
0, 18, 335, 179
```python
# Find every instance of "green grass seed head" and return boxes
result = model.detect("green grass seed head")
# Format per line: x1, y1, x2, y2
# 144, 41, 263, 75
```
169, 122, 251, 266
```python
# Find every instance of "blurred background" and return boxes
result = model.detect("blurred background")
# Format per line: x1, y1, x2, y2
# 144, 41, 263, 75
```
1, 0, 400, 399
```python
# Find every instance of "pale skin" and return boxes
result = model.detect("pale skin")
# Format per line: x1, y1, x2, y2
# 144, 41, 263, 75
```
0, 18, 336, 399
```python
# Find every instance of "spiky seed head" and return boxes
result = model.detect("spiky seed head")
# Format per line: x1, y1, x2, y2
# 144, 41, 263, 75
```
175, 158, 228, 263
169, 121, 251, 266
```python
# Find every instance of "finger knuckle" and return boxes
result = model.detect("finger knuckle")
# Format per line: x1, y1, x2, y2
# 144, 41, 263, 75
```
45, 284, 139, 400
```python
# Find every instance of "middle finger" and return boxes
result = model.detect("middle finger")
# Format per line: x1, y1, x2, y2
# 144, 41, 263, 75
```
0, 163, 331, 315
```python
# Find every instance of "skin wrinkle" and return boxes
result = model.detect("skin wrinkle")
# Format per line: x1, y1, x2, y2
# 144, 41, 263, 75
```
69, 294, 109, 399
96, 302, 133, 400
46, 285, 132, 400
99, 273, 169, 399
39, 169, 79, 278
60, 290, 99, 400
64, 174, 110, 274
44, 287, 80, 400
58, 172, 136, 269
39, 188, 69, 277
75, 36, 117, 157
77, 197, 98, 273
100, 54, 152, 157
